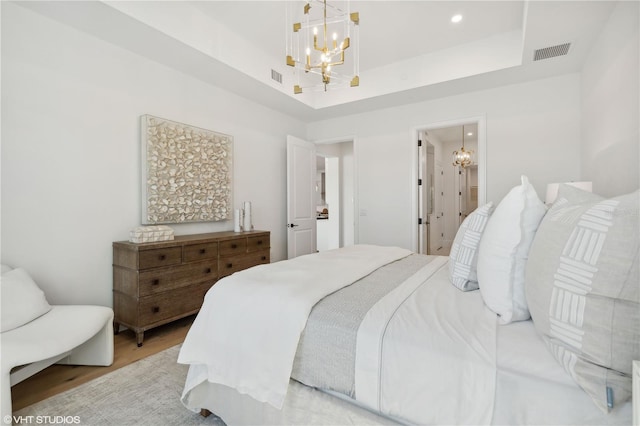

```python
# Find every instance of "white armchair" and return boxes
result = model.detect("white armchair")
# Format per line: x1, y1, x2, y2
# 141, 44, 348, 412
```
0, 265, 114, 424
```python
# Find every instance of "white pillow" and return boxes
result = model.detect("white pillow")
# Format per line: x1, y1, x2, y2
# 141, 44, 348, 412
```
1, 268, 52, 332
449, 202, 494, 291
1, 264, 13, 274
477, 176, 546, 324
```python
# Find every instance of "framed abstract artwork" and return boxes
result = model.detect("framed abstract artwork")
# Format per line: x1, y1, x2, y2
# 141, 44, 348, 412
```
141, 115, 233, 224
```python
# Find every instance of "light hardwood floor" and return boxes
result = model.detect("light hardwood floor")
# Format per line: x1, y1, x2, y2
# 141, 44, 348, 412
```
11, 315, 196, 411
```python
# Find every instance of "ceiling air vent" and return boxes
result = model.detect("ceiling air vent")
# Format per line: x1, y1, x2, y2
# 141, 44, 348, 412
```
533, 43, 571, 61
271, 69, 283, 84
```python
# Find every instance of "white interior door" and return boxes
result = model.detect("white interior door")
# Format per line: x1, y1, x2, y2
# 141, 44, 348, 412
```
418, 136, 428, 254
458, 166, 467, 224
429, 163, 444, 254
287, 135, 317, 259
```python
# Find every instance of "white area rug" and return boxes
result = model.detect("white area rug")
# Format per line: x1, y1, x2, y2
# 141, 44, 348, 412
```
15, 345, 225, 425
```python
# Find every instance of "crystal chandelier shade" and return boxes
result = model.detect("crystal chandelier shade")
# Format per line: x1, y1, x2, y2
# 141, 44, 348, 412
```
286, 0, 360, 94
452, 126, 474, 168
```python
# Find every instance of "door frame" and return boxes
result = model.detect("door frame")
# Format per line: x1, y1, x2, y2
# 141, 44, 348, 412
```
410, 115, 487, 253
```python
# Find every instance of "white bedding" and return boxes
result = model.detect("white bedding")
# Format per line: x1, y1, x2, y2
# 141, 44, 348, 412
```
179, 250, 632, 425
492, 320, 632, 425
178, 245, 412, 409
355, 256, 497, 425
183, 323, 631, 426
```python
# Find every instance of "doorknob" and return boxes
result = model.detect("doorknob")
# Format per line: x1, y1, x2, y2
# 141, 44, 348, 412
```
287, 223, 299, 228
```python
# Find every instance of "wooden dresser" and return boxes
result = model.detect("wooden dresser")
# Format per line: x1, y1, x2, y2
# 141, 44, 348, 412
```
112, 230, 270, 346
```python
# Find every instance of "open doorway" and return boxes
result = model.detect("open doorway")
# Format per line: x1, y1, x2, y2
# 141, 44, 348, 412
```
316, 155, 340, 251
414, 117, 486, 255
316, 140, 355, 251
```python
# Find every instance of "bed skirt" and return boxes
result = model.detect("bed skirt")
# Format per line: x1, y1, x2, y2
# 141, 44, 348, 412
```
183, 378, 403, 425
183, 369, 632, 426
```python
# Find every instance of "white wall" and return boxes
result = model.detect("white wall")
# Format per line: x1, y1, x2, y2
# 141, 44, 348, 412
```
3, 1, 636, 309
307, 75, 582, 250
324, 157, 340, 249
339, 142, 355, 247
581, 1, 639, 197
1, 3, 306, 306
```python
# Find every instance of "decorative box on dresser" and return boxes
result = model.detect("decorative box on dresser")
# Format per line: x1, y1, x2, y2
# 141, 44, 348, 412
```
112, 230, 270, 346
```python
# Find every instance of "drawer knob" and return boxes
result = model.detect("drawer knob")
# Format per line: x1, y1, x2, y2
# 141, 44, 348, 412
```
152, 306, 160, 313
159, 254, 166, 261
200, 248, 206, 254
261, 256, 267, 261
205, 268, 212, 274
231, 244, 237, 249
152, 279, 160, 286
226, 263, 233, 269
257, 240, 263, 245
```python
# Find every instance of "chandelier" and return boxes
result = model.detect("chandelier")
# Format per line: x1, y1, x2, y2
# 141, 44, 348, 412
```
286, 0, 360, 94
452, 126, 474, 168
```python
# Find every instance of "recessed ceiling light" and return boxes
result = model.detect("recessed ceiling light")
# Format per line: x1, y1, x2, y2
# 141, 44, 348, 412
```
451, 14, 463, 23
467, 132, 473, 136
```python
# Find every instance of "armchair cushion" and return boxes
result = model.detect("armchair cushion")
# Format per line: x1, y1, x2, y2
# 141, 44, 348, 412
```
1, 268, 51, 333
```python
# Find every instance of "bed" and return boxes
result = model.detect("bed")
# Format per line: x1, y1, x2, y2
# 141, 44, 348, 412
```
178, 179, 638, 425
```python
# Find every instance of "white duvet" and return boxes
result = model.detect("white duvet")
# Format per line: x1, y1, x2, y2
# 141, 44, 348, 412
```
356, 256, 498, 425
178, 250, 632, 426
178, 245, 412, 410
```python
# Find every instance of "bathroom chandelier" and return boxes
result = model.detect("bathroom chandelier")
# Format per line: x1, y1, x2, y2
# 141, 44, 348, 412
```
286, 0, 360, 94
452, 126, 474, 168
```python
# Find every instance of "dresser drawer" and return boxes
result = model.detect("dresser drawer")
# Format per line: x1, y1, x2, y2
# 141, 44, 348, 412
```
138, 247, 182, 269
139, 281, 212, 325
247, 235, 269, 252
219, 249, 270, 278
219, 239, 247, 256
183, 242, 218, 263
138, 262, 217, 296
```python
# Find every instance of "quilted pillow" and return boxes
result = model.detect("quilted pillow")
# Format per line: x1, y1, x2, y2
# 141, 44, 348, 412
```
477, 176, 546, 324
1, 268, 52, 332
525, 185, 639, 413
449, 202, 494, 291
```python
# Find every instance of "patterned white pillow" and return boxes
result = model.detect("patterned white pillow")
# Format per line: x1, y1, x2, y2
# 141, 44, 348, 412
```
449, 202, 494, 291
525, 185, 639, 413
477, 176, 547, 324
